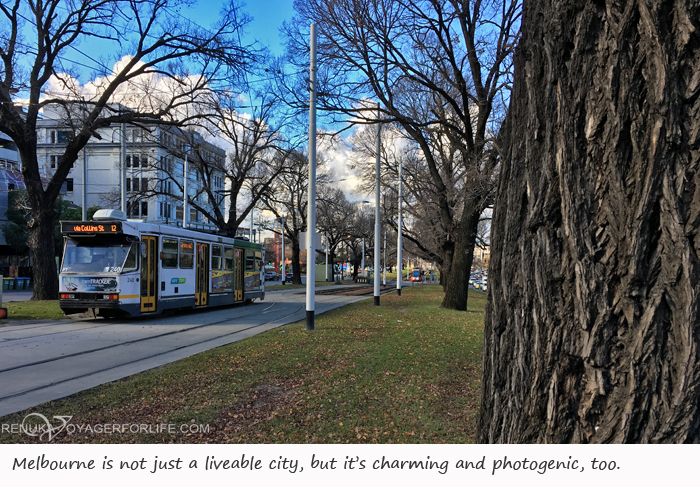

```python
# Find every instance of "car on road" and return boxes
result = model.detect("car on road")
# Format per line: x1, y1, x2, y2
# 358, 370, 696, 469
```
265, 271, 280, 281
285, 272, 294, 282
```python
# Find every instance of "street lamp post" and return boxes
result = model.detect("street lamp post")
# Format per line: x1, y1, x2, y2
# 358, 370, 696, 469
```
325, 234, 329, 281
279, 216, 286, 284
306, 23, 318, 330
361, 237, 365, 277
374, 104, 381, 306
397, 158, 403, 296
183, 151, 188, 229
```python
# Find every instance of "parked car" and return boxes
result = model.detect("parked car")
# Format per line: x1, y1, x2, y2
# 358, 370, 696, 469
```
285, 272, 294, 282
265, 271, 280, 281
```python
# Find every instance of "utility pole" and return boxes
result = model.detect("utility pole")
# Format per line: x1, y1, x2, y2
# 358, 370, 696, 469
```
383, 230, 386, 285
280, 216, 286, 284
325, 234, 329, 281
82, 148, 87, 220
374, 103, 381, 306
396, 158, 403, 296
306, 23, 317, 330
361, 237, 365, 277
121, 123, 126, 214
183, 152, 188, 229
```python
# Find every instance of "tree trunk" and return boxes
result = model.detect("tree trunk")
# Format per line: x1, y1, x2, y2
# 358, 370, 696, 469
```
441, 210, 480, 310
439, 239, 455, 292
28, 206, 59, 301
479, 1, 700, 443
291, 237, 302, 285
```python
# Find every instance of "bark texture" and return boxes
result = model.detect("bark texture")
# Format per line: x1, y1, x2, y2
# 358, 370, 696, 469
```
479, 1, 700, 443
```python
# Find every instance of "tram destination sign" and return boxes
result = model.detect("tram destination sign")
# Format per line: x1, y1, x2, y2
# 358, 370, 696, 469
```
61, 222, 123, 234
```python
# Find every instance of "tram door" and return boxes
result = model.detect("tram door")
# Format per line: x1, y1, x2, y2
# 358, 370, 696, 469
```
195, 243, 209, 306
234, 248, 243, 302
140, 236, 157, 313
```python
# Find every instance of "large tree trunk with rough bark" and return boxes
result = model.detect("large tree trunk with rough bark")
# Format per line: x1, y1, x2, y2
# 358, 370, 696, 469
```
27, 206, 59, 301
479, 1, 700, 443
442, 210, 481, 310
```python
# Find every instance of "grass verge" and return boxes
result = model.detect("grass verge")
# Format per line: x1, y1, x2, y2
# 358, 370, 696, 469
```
0, 286, 486, 444
0, 300, 64, 321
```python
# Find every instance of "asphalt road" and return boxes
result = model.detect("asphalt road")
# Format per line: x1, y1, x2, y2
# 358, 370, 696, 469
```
0, 285, 373, 417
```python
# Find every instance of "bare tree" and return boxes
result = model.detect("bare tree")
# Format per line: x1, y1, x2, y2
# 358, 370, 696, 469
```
0, 0, 255, 299
282, 0, 520, 309
480, 1, 700, 443
317, 186, 356, 281
258, 149, 329, 284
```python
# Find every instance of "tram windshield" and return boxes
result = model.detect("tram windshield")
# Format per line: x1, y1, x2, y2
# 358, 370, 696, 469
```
61, 238, 139, 274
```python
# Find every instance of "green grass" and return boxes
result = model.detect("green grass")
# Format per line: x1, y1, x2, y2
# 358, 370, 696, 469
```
266, 280, 355, 290
0, 300, 64, 321
0, 287, 487, 444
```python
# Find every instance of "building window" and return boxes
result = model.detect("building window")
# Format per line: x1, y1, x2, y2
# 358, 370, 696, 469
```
141, 178, 149, 192
66, 179, 73, 192
141, 201, 148, 217
126, 178, 131, 192
50, 130, 70, 144
50, 155, 59, 168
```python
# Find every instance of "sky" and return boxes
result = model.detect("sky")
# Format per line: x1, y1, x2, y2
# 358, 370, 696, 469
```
24, 0, 368, 207
179, 0, 296, 57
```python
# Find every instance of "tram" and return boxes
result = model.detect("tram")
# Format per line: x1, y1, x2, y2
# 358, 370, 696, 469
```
410, 268, 422, 282
58, 209, 265, 318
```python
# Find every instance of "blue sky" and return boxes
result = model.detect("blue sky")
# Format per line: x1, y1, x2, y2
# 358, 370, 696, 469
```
184, 0, 297, 56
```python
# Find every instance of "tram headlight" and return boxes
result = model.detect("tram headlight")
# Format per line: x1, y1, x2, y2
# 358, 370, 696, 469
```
103, 294, 119, 300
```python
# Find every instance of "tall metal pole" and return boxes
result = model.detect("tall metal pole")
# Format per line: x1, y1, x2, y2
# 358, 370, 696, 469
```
249, 206, 254, 241
281, 217, 286, 284
361, 238, 365, 277
383, 229, 386, 285
82, 148, 87, 220
374, 104, 381, 306
183, 153, 188, 228
325, 234, 329, 281
306, 23, 317, 330
121, 123, 126, 213
397, 158, 403, 296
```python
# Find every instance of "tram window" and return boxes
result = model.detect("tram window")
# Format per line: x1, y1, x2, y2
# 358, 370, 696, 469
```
122, 242, 139, 273
246, 253, 255, 271
223, 247, 233, 270
162, 238, 178, 268
255, 251, 263, 271
212, 245, 222, 270
180, 240, 194, 268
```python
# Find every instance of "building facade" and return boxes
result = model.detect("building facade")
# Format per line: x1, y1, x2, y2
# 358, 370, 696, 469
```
36, 105, 226, 231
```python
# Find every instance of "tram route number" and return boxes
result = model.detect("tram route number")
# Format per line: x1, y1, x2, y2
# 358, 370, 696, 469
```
61, 222, 122, 234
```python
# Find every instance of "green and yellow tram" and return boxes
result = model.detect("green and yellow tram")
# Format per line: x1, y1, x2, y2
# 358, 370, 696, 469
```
59, 209, 264, 318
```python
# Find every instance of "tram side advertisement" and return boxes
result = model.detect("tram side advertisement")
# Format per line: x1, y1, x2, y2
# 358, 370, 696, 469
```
62, 277, 118, 293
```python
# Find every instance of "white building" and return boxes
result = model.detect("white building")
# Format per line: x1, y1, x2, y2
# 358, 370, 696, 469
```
36, 105, 226, 230
0, 132, 24, 246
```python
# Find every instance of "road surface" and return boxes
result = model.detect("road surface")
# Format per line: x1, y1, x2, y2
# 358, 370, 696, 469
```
0, 285, 373, 417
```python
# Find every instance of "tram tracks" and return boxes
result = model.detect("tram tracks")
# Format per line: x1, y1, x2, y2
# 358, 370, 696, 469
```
0, 301, 305, 403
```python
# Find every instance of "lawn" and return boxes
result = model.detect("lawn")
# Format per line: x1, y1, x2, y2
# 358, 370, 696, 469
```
0, 300, 64, 321
0, 286, 486, 444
